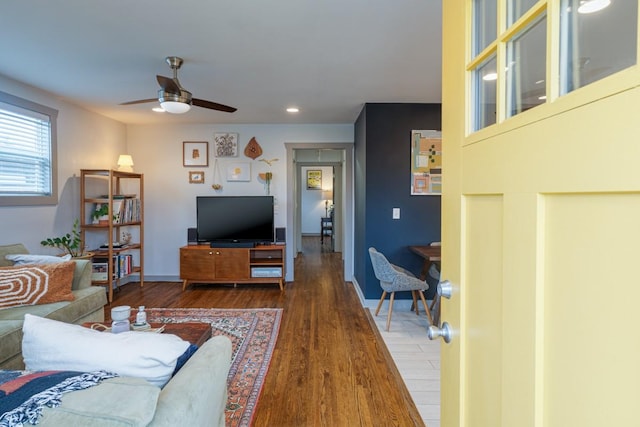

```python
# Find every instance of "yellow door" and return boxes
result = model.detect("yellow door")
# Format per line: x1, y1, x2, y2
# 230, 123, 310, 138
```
440, 2, 640, 426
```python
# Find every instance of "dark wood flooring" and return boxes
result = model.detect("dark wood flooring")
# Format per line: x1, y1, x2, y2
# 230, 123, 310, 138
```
109, 237, 424, 426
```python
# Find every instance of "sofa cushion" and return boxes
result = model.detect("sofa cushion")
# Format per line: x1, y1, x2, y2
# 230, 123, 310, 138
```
0, 320, 24, 370
37, 377, 160, 427
5, 254, 72, 265
0, 262, 75, 310
0, 287, 106, 370
22, 315, 190, 388
0, 244, 28, 268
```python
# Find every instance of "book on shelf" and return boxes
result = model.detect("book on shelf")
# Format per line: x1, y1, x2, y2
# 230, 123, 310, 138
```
92, 254, 133, 280
91, 262, 108, 281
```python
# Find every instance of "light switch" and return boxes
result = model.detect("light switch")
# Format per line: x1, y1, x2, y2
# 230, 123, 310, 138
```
392, 208, 400, 219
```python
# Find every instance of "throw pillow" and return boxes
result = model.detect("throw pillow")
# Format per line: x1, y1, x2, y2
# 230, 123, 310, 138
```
5, 253, 72, 265
22, 314, 191, 388
0, 261, 75, 310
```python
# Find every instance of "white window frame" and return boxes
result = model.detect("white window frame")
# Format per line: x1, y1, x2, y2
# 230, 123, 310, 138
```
0, 91, 58, 206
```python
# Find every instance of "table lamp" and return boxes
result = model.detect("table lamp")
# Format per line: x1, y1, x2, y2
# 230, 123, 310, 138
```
117, 154, 134, 172
322, 189, 333, 217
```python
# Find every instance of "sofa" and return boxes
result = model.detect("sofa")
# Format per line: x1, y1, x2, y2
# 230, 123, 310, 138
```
33, 335, 232, 427
0, 243, 107, 369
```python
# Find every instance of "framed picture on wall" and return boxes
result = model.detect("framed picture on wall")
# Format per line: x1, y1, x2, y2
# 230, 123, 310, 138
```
214, 133, 239, 157
226, 162, 251, 182
183, 141, 209, 167
410, 130, 442, 195
307, 170, 322, 190
189, 171, 205, 184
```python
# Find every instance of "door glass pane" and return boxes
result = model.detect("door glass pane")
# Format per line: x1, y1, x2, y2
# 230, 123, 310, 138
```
508, 0, 538, 25
473, 0, 497, 56
560, 0, 637, 94
473, 54, 498, 131
507, 15, 547, 118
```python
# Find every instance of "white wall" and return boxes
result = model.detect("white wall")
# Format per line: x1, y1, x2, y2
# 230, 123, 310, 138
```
0, 75, 127, 252
126, 123, 353, 281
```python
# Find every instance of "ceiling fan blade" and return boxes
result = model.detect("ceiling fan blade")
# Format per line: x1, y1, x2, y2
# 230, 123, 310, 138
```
120, 98, 158, 106
192, 98, 237, 113
156, 75, 180, 93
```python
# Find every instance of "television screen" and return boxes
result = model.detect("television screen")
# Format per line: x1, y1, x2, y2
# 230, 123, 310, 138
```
196, 196, 274, 244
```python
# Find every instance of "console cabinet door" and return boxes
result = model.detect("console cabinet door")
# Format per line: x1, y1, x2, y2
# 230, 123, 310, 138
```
180, 248, 216, 280
213, 248, 249, 280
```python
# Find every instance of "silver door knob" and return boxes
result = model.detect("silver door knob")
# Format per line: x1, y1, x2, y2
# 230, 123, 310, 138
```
437, 280, 452, 299
427, 322, 452, 343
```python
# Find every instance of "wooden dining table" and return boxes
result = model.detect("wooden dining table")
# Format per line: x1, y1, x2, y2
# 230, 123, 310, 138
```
409, 245, 442, 325
408, 245, 441, 280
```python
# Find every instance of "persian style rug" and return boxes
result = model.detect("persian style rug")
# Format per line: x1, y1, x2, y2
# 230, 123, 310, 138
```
145, 308, 282, 427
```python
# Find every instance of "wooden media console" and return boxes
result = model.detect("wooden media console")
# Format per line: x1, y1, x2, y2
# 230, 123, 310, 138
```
179, 245, 285, 291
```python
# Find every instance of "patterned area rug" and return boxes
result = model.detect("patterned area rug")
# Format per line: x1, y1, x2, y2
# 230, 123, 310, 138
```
145, 308, 282, 427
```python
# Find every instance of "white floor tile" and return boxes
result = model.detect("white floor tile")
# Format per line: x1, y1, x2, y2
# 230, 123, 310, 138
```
371, 309, 441, 426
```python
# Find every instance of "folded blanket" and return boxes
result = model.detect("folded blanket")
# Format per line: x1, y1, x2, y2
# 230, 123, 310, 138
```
0, 370, 117, 427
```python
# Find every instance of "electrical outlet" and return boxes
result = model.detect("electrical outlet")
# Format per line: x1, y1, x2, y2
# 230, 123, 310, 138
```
392, 208, 400, 219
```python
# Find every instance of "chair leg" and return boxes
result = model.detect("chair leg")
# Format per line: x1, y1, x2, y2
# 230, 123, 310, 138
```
412, 291, 419, 316
417, 290, 433, 325
375, 291, 387, 316
386, 292, 395, 331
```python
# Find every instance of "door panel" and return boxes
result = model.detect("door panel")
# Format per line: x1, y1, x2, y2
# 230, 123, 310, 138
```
464, 195, 503, 425
543, 194, 640, 426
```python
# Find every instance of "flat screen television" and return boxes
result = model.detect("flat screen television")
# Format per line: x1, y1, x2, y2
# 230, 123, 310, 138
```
196, 196, 274, 245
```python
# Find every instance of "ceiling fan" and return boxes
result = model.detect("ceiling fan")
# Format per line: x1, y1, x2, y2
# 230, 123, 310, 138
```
120, 56, 237, 114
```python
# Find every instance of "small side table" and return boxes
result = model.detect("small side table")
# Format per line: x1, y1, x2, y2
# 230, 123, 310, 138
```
321, 217, 333, 247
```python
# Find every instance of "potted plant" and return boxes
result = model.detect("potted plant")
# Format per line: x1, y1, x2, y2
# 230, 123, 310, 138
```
92, 203, 109, 224
40, 219, 91, 258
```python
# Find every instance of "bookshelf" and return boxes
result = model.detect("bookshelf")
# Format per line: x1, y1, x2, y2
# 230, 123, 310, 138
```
80, 169, 144, 303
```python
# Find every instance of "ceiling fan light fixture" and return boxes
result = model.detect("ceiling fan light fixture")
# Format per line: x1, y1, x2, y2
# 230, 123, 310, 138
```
160, 101, 191, 114
158, 89, 192, 114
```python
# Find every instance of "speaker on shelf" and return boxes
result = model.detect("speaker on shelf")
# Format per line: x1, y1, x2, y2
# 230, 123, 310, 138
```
187, 227, 198, 245
275, 227, 285, 244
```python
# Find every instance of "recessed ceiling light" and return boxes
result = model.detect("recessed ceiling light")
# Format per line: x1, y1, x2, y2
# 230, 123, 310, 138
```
483, 72, 498, 81
286, 107, 299, 113
152, 107, 165, 113
578, 0, 611, 14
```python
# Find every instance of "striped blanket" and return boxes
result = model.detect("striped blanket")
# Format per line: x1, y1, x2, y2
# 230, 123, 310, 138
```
0, 370, 117, 426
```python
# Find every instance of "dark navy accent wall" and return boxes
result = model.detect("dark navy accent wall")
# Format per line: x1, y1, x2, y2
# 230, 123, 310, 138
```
354, 103, 441, 300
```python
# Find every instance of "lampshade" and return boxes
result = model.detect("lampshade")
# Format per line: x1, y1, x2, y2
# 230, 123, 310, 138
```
322, 189, 333, 201
160, 101, 191, 114
117, 154, 134, 172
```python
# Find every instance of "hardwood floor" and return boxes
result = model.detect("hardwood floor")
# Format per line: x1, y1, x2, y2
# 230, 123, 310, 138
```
109, 237, 424, 426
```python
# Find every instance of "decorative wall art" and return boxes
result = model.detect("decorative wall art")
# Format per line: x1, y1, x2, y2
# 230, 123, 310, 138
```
243, 136, 263, 159
226, 162, 251, 182
189, 171, 205, 184
410, 130, 442, 195
183, 141, 209, 167
307, 170, 322, 190
214, 133, 239, 157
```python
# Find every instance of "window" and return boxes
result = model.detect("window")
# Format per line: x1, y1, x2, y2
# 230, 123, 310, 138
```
560, 0, 637, 95
469, 0, 637, 133
0, 91, 58, 206
507, 14, 547, 117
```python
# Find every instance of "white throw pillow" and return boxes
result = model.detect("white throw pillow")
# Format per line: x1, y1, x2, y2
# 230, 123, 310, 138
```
5, 254, 72, 265
22, 314, 190, 388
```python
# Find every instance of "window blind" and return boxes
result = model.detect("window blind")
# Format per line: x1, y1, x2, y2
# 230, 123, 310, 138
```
0, 101, 52, 196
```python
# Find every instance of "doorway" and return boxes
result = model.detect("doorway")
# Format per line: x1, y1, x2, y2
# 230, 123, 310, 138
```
285, 143, 354, 282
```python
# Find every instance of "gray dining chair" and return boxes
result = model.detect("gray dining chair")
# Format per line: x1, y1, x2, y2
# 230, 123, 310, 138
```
368, 247, 433, 331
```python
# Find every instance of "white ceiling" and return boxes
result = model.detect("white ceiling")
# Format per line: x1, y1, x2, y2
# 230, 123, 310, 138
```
0, 1, 443, 125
